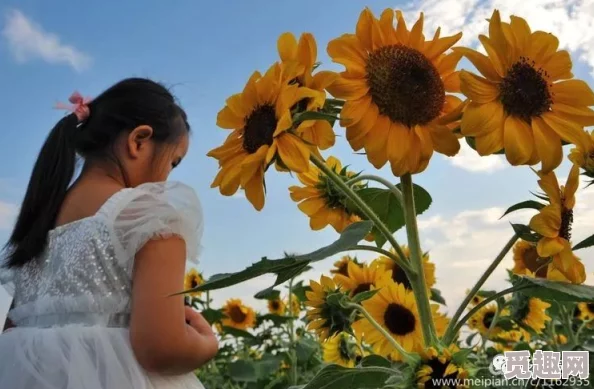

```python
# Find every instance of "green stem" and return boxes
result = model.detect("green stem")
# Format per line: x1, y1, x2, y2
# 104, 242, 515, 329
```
309, 154, 411, 267
444, 285, 534, 344
345, 174, 404, 205
560, 305, 579, 345
346, 303, 417, 364
442, 234, 519, 344
352, 245, 413, 273
400, 174, 436, 347
206, 291, 211, 310
288, 278, 297, 386
481, 303, 501, 350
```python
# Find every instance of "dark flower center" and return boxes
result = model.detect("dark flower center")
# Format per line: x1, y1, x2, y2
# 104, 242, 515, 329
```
366, 44, 445, 127
351, 283, 372, 296
271, 300, 280, 311
522, 245, 549, 278
510, 294, 531, 323
384, 303, 416, 336
332, 262, 350, 276
560, 208, 573, 241
587, 303, 594, 313
391, 267, 412, 290
229, 305, 247, 323
482, 311, 496, 330
190, 278, 199, 288
499, 58, 552, 121
243, 104, 277, 154
424, 358, 458, 389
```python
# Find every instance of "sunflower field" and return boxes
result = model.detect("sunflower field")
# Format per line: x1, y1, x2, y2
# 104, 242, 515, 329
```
184, 7, 594, 389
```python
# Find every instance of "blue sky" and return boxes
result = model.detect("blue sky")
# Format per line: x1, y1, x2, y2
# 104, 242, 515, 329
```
1, 0, 593, 317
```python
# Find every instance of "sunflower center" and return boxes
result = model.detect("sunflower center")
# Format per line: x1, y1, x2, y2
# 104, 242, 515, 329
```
384, 303, 416, 336
587, 303, 594, 313
560, 208, 573, 241
271, 300, 280, 310
482, 311, 495, 329
229, 305, 247, 323
243, 104, 277, 154
333, 262, 350, 276
522, 245, 549, 278
499, 58, 552, 121
391, 267, 412, 290
351, 283, 372, 296
425, 359, 458, 389
190, 278, 198, 288
510, 295, 531, 323
366, 44, 445, 127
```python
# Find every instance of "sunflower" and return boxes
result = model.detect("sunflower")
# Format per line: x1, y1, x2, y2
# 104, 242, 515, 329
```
333, 261, 391, 297
416, 345, 469, 388
222, 299, 256, 330
277, 32, 338, 151
465, 290, 484, 307
327, 8, 464, 176
305, 275, 353, 341
373, 246, 436, 292
510, 294, 551, 334
353, 282, 429, 361
577, 302, 594, 321
184, 268, 204, 297
322, 332, 360, 368
555, 334, 568, 345
511, 240, 569, 281
456, 10, 594, 173
529, 164, 586, 284
330, 255, 361, 277
285, 293, 301, 316
569, 129, 594, 180
289, 156, 364, 233
208, 63, 323, 210
268, 298, 286, 315
468, 303, 502, 336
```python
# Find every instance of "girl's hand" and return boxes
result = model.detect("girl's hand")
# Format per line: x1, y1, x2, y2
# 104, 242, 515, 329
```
184, 306, 215, 337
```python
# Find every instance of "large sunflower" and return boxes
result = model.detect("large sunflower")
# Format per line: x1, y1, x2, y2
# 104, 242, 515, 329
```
268, 298, 286, 315
305, 275, 353, 341
510, 294, 551, 334
330, 255, 361, 277
416, 345, 468, 388
289, 156, 364, 233
183, 268, 204, 297
327, 8, 464, 176
457, 10, 594, 173
372, 245, 436, 292
333, 260, 391, 297
322, 332, 360, 368
353, 282, 424, 360
529, 164, 586, 283
209, 63, 322, 210
511, 240, 569, 281
222, 299, 256, 330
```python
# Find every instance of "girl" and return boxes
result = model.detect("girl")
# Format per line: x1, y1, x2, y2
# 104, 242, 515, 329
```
0, 78, 218, 388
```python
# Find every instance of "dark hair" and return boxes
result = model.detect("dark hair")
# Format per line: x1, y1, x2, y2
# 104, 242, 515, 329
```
3, 78, 190, 268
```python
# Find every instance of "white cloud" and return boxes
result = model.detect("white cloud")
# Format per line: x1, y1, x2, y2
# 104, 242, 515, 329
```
0, 201, 17, 231
447, 142, 507, 173
2, 9, 91, 71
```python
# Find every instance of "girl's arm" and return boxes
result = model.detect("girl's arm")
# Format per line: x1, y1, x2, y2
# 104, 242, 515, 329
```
129, 237, 218, 375
2, 302, 15, 332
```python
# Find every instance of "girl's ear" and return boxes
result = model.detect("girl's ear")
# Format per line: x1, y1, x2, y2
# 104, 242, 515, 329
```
127, 125, 154, 159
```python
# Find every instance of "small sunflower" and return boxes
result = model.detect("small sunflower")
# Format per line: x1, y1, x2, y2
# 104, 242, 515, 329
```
465, 290, 484, 307
322, 332, 360, 368
373, 245, 436, 292
330, 255, 362, 277
248, 348, 263, 360
457, 10, 594, 173
268, 298, 286, 315
333, 261, 391, 297
468, 303, 502, 336
510, 294, 551, 334
289, 156, 364, 233
416, 345, 469, 388
555, 334, 568, 345
209, 63, 323, 210
569, 129, 594, 181
511, 240, 564, 280
285, 293, 301, 316
529, 164, 586, 284
305, 275, 353, 341
577, 302, 594, 321
353, 282, 427, 361
222, 299, 256, 330
327, 8, 464, 176
184, 268, 204, 297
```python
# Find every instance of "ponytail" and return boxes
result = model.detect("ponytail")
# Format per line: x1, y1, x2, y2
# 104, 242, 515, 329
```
4, 114, 78, 267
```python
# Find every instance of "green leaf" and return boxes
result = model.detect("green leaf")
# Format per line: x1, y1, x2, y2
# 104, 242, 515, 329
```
500, 200, 544, 218
452, 348, 473, 365
256, 314, 296, 327
302, 365, 393, 389
296, 338, 319, 363
229, 360, 258, 382
255, 355, 283, 379
355, 185, 432, 248
513, 342, 532, 351
430, 288, 446, 305
358, 355, 392, 368
477, 290, 497, 298
291, 281, 312, 302
511, 223, 540, 243
221, 326, 256, 339
573, 233, 594, 251
352, 289, 379, 303
513, 276, 594, 302
254, 288, 280, 300
200, 308, 224, 325
465, 331, 479, 347
293, 111, 339, 125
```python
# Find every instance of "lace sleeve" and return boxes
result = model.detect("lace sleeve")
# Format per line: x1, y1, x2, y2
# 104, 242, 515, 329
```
109, 181, 204, 268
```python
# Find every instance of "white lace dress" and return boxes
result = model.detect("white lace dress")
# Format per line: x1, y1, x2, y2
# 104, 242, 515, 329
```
0, 181, 206, 389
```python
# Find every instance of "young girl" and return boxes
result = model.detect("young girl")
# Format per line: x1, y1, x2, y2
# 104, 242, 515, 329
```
0, 78, 218, 388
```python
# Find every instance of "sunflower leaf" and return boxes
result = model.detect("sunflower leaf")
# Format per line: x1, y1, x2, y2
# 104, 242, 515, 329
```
293, 111, 339, 125
221, 326, 257, 339
229, 360, 258, 382
201, 308, 225, 325
358, 355, 392, 368
353, 185, 432, 248
465, 331, 479, 347
296, 338, 319, 362
301, 364, 396, 389
510, 223, 540, 243
430, 288, 447, 305
352, 289, 379, 303
500, 200, 544, 219
572, 233, 594, 251
291, 281, 312, 302
512, 275, 594, 302
452, 348, 473, 365
254, 288, 281, 300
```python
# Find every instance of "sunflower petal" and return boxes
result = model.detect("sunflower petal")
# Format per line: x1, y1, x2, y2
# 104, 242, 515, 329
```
453, 47, 501, 81
217, 106, 244, 129
530, 31, 559, 64
503, 115, 534, 165
409, 12, 425, 50
276, 134, 310, 172
536, 237, 566, 257
340, 96, 372, 127
542, 112, 587, 147
461, 101, 505, 137
298, 33, 317, 70
551, 80, 594, 106
553, 104, 594, 127
378, 8, 397, 45
459, 70, 499, 103
564, 164, 580, 209
474, 124, 504, 155
244, 168, 265, 211
443, 71, 461, 93
426, 32, 463, 60
509, 16, 531, 53
529, 205, 561, 238
365, 115, 390, 169
326, 76, 369, 100
542, 50, 573, 81
532, 117, 562, 173
327, 35, 367, 76
356, 8, 374, 50
429, 125, 460, 156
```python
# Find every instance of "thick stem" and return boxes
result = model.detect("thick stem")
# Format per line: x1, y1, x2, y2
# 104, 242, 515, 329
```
561, 305, 579, 345
442, 234, 519, 344
309, 154, 410, 267
400, 174, 436, 347
288, 278, 297, 385
345, 174, 404, 205
346, 303, 417, 364
352, 245, 413, 273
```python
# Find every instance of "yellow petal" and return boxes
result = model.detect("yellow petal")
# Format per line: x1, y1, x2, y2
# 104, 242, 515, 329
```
542, 112, 587, 147
217, 106, 245, 129
356, 8, 374, 50
278, 32, 298, 62
532, 117, 562, 173
340, 96, 372, 127
564, 164, 580, 209
542, 50, 573, 81
537, 237, 565, 257
298, 197, 326, 216
551, 80, 594, 106
509, 16, 531, 53
326, 35, 367, 77
386, 121, 410, 163
426, 32, 463, 60
487, 10, 509, 70
478, 35, 506, 77
378, 8, 397, 45
365, 114, 390, 169
276, 134, 310, 173
553, 104, 594, 127
311, 71, 339, 91
453, 47, 501, 81
298, 33, 317, 70
326, 76, 369, 100
289, 186, 320, 202
242, 71, 262, 108
529, 31, 559, 64
346, 102, 379, 151
244, 168, 265, 211
430, 125, 460, 156
394, 10, 409, 44
274, 111, 293, 137
461, 101, 505, 137
475, 125, 504, 155
503, 115, 534, 165
443, 71, 461, 93
408, 12, 424, 50
435, 50, 462, 77
459, 70, 499, 103
529, 205, 561, 238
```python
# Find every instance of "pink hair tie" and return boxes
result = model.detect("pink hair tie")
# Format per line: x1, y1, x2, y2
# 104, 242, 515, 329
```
55, 91, 92, 122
